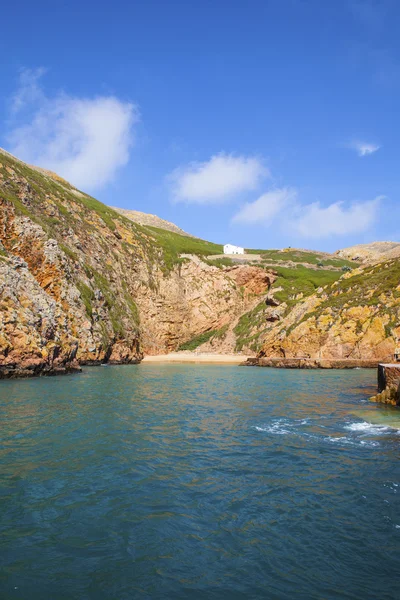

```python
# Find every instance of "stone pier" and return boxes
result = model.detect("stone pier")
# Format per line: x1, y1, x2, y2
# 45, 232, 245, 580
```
370, 363, 400, 406
378, 363, 400, 392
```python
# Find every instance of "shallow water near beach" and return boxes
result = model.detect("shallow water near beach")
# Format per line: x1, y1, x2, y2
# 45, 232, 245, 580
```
0, 365, 399, 599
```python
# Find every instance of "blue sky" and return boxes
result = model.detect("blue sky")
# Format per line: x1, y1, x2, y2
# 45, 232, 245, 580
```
1, 0, 399, 251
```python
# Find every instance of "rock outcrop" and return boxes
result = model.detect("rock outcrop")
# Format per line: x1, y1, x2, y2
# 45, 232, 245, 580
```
243, 357, 379, 369
370, 385, 400, 406
336, 242, 400, 264
111, 207, 193, 237
0, 254, 81, 378
137, 261, 275, 354
256, 260, 400, 363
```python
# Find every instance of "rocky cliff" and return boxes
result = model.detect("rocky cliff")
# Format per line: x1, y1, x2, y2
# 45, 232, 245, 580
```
0, 149, 274, 377
256, 259, 400, 362
1, 148, 398, 377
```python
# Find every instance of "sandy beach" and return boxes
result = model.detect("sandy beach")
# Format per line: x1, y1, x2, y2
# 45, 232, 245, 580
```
141, 352, 252, 364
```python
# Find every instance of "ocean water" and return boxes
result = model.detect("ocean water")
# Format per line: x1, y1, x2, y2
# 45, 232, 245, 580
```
0, 365, 399, 600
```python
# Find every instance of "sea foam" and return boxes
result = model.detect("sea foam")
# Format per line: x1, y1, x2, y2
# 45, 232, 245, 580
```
345, 421, 390, 435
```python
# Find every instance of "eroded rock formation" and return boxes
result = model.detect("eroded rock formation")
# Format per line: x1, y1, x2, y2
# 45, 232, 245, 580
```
257, 261, 400, 362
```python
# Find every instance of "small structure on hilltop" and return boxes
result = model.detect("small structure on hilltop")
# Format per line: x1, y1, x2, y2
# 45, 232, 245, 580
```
224, 243, 244, 255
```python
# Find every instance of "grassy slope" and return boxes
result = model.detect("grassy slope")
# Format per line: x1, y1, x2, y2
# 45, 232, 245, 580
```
0, 152, 354, 274
234, 266, 346, 352
255, 258, 400, 355
298, 259, 400, 326
246, 248, 356, 268
0, 151, 222, 275
272, 266, 343, 307
139, 226, 222, 272
177, 326, 229, 351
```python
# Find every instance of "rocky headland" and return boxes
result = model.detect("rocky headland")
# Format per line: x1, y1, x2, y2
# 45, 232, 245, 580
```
254, 260, 400, 364
1, 147, 399, 378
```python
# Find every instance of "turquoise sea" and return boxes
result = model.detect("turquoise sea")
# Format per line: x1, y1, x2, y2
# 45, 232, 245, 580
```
0, 365, 399, 599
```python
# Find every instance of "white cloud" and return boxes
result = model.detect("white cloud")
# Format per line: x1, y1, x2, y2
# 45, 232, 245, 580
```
6, 69, 139, 191
232, 184, 382, 239
290, 197, 382, 238
232, 187, 297, 224
10, 67, 46, 114
169, 153, 269, 204
351, 141, 381, 156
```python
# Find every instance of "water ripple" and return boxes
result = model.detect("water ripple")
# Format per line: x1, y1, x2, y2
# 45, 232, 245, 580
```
0, 365, 399, 599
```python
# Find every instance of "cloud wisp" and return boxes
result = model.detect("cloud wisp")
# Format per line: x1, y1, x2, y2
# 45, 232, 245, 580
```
10, 67, 46, 114
169, 153, 269, 204
350, 140, 381, 156
6, 69, 139, 191
232, 188, 297, 224
232, 184, 382, 239
170, 147, 382, 240
290, 196, 382, 238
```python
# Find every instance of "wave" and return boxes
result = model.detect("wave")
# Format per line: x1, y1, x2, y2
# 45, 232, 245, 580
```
253, 417, 389, 448
254, 422, 291, 435
254, 418, 313, 434
344, 421, 391, 435
325, 436, 379, 448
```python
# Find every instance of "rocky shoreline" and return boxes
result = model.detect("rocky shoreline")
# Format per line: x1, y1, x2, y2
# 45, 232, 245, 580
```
1, 353, 390, 379
241, 357, 380, 369
0, 350, 145, 379
0, 356, 82, 379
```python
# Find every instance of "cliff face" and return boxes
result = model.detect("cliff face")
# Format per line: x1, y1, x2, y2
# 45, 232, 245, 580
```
257, 260, 400, 362
0, 149, 272, 377
137, 259, 274, 354
2, 148, 398, 378
0, 253, 81, 377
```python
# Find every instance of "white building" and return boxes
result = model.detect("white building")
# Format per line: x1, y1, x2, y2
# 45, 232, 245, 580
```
224, 243, 244, 255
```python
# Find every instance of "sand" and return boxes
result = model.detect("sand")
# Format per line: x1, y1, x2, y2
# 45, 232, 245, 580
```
141, 352, 252, 364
